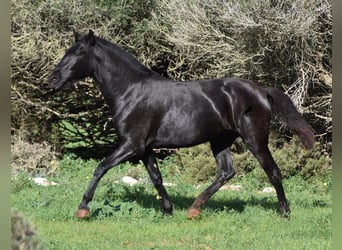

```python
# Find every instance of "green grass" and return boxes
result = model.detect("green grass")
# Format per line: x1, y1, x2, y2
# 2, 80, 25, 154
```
11, 155, 331, 249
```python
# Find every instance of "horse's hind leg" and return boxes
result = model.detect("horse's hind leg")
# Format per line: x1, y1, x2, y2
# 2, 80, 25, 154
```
242, 129, 290, 216
142, 149, 173, 215
249, 144, 290, 216
187, 138, 235, 218
238, 107, 290, 216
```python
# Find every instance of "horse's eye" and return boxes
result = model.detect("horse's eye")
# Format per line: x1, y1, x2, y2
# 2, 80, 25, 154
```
76, 46, 85, 56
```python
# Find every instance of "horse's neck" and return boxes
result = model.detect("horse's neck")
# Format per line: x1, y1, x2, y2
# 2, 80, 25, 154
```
92, 42, 156, 107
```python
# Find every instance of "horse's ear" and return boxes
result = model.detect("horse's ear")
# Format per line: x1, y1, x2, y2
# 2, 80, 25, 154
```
73, 28, 81, 42
88, 29, 96, 46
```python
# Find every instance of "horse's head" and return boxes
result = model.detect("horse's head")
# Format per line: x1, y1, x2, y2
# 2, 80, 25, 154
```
48, 29, 96, 89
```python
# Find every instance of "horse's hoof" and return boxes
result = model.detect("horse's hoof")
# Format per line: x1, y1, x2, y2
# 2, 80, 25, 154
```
280, 211, 291, 220
186, 208, 201, 219
76, 208, 90, 218
163, 211, 173, 217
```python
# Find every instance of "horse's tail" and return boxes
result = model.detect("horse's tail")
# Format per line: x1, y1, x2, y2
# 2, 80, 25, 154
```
264, 87, 315, 149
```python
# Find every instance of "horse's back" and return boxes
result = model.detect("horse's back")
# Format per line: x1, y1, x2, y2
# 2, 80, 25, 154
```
149, 79, 230, 147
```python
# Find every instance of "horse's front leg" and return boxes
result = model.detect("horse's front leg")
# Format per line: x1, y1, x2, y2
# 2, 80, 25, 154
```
76, 142, 136, 218
142, 150, 173, 215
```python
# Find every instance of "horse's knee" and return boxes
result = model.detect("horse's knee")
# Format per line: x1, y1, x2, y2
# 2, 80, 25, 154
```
218, 168, 235, 184
93, 163, 109, 178
215, 153, 235, 183
268, 167, 283, 184
151, 174, 163, 186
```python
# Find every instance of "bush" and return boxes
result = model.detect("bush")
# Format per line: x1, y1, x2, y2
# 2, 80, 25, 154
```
150, 0, 331, 141
171, 143, 216, 183
161, 135, 331, 184
11, 134, 59, 176
11, 0, 125, 147
11, 209, 43, 250
232, 137, 331, 181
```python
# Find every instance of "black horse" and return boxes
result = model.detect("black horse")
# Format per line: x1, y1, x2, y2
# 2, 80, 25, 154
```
48, 30, 314, 219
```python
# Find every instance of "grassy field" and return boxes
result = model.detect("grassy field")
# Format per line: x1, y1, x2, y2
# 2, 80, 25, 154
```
11, 155, 332, 249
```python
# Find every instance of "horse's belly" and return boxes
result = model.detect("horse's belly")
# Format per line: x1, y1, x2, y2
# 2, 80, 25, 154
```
152, 113, 225, 148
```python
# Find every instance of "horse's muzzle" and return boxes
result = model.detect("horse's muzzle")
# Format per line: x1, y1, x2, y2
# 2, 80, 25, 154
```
47, 72, 70, 89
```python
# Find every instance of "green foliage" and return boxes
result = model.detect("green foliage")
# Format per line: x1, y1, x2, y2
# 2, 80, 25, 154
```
160, 136, 331, 184
161, 144, 216, 184
58, 119, 117, 149
233, 137, 331, 181
11, 173, 33, 194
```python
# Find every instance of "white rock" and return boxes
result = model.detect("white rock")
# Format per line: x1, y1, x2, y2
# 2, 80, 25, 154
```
32, 177, 58, 186
163, 182, 175, 187
229, 184, 243, 191
220, 184, 243, 191
261, 187, 275, 193
121, 176, 139, 186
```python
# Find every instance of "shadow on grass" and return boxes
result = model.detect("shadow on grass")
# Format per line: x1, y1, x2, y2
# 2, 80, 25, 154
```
88, 182, 330, 219
89, 187, 282, 219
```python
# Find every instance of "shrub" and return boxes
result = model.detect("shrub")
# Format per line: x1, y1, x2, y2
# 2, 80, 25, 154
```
172, 143, 216, 183
233, 137, 331, 181
11, 134, 59, 176
11, 0, 123, 148
11, 209, 43, 250
11, 173, 33, 194
162, 136, 331, 184
150, 0, 331, 141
